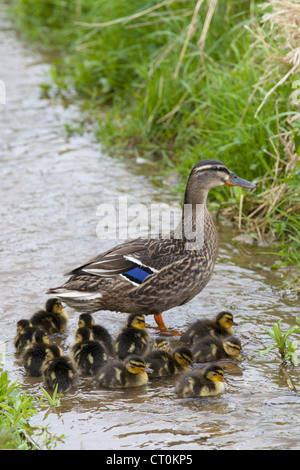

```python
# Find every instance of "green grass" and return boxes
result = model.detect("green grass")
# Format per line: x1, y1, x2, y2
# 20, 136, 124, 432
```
7, 0, 300, 285
0, 365, 64, 449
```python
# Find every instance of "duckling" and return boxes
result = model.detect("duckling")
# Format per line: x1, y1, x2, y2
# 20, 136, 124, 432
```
42, 345, 76, 394
180, 311, 235, 345
96, 355, 152, 389
30, 298, 68, 334
78, 313, 114, 356
192, 335, 242, 363
23, 343, 60, 377
14, 319, 32, 351
14, 326, 49, 354
115, 313, 150, 360
144, 346, 193, 378
175, 363, 226, 398
71, 327, 108, 375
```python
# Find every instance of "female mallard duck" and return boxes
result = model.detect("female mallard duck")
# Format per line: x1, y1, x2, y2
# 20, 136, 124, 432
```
14, 326, 49, 355
144, 346, 193, 378
175, 363, 225, 398
78, 313, 114, 356
192, 335, 243, 363
23, 343, 60, 377
30, 298, 68, 334
71, 327, 108, 375
115, 313, 150, 360
47, 160, 255, 334
42, 345, 76, 393
96, 355, 152, 389
180, 311, 235, 345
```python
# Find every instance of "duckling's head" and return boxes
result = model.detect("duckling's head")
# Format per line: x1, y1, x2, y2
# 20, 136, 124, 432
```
127, 313, 146, 329
153, 338, 170, 352
204, 364, 225, 383
124, 356, 153, 375
16, 319, 31, 334
32, 329, 49, 344
223, 336, 242, 360
216, 311, 235, 334
44, 344, 62, 362
173, 347, 193, 369
184, 160, 256, 205
45, 298, 63, 314
74, 327, 94, 343
78, 313, 94, 328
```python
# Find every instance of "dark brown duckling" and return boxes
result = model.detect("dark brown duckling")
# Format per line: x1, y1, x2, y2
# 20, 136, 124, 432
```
42, 345, 76, 394
144, 346, 193, 377
96, 355, 152, 389
71, 327, 108, 375
14, 326, 49, 355
30, 298, 68, 334
175, 363, 226, 398
23, 343, 60, 377
14, 319, 32, 351
78, 313, 114, 356
115, 313, 150, 360
192, 335, 242, 363
180, 311, 235, 345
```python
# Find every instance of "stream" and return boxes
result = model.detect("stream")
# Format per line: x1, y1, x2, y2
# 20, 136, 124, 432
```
1, 12, 300, 450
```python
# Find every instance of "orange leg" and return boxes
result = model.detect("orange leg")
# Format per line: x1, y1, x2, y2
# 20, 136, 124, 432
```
153, 314, 182, 336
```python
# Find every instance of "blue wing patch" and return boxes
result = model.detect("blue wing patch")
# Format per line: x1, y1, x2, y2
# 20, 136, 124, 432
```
122, 265, 154, 285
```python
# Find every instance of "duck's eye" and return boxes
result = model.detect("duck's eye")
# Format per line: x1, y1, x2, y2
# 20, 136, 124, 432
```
211, 166, 218, 171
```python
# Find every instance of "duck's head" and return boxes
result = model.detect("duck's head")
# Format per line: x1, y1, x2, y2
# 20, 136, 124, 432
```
223, 336, 243, 360
16, 319, 31, 334
46, 298, 64, 314
78, 313, 94, 328
74, 327, 94, 343
204, 364, 225, 383
216, 311, 235, 334
32, 329, 49, 345
127, 313, 147, 329
125, 356, 153, 375
153, 338, 170, 352
44, 344, 62, 362
173, 347, 193, 369
184, 159, 256, 205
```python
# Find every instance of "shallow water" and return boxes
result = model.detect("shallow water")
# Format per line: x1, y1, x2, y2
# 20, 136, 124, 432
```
1, 13, 300, 451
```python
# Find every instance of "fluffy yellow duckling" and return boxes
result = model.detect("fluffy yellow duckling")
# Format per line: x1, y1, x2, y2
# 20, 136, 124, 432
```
175, 364, 226, 398
71, 327, 108, 375
42, 345, 76, 393
96, 355, 152, 389
78, 313, 114, 356
14, 326, 49, 355
144, 346, 193, 378
180, 311, 235, 345
115, 313, 150, 360
192, 335, 242, 363
30, 298, 68, 334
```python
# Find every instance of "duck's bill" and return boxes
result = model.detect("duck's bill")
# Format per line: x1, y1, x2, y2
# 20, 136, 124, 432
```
224, 173, 256, 190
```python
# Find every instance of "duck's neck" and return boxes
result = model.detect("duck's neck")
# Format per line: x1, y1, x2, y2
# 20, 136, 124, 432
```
174, 188, 210, 248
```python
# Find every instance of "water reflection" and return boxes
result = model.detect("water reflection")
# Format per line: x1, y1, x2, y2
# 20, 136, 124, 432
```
0, 14, 300, 450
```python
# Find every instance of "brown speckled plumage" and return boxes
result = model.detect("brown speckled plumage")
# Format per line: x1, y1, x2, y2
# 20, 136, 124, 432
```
47, 160, 255, 332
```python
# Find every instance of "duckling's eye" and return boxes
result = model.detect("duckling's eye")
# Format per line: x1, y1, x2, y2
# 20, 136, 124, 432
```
211, 166, 218, 171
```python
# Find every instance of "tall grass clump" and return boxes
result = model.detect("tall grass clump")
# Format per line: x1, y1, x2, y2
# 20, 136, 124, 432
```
9, 0, 300, 283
